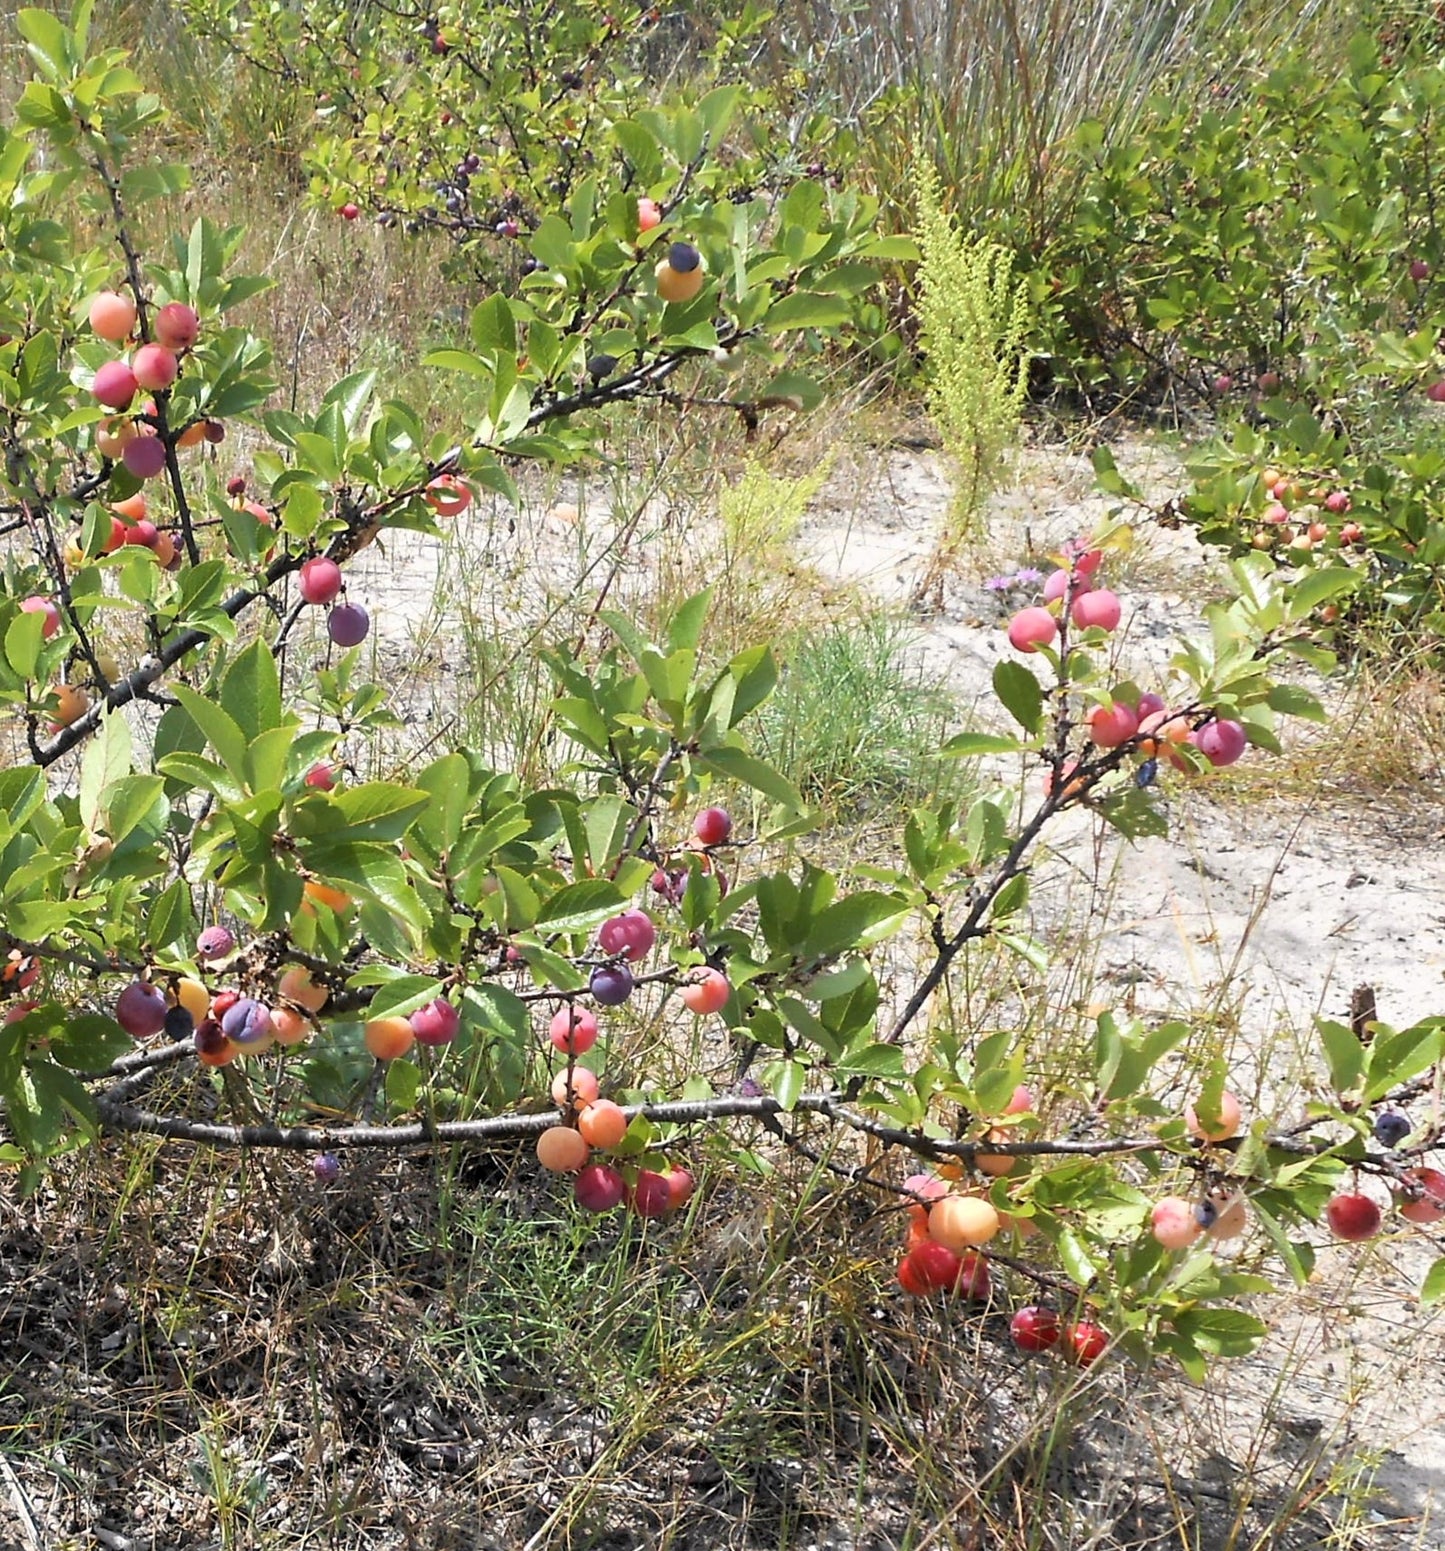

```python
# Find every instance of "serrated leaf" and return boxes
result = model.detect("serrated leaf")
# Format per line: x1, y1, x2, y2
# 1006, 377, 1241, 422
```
328, 783, 431, 843
534, 879, 625, 933
364, 975, 444, 1021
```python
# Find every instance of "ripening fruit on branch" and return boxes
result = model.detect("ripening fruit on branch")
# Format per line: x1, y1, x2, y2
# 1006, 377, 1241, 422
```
194, 1018, 237, 1067
537, 1124, 590, 1173
1007, 606, 1056, 653
196, 925, 235, 961
550, 1005, 598, 1055
277, 966, 329, 1013
1193, 719, 1247, 768
1086, 701, 1138, 749
693, 806, 732, 846
577, 1099, 628, 1149
552, 1066, 600, 1109
629, 1169, 672, 1218
50, 683, 90, 730
1151, 1196, 1202, 1249
1196, 1189, 1249, 1241
121, 434, 167, 480
410, 997, 460, 1046
153, 302, 199, 352
1326, 1192, 1382, 1242
168, 977, 211, 1024
1185, 1089, 1241, 1142
1395, 1166, 1445, 1224
339, 203, 360, 221
363, 1015, 416, 1060
637, 196, 662, 233
662, 1166, 694, 1210
271, 1007, 311, 1046
116, 980, 168, 1037
1010, 1305, 1062, 1353
903, 1170, 950, 1205
222, 997, 275, 1048
680, 968, 729, 1015
1071, 588, 1122, 632
655, 241, 705, 303
590, 965, 634, 1006
1064, 1321, 1109, 1366
20, 596, 60, 640
132, 344, 178, 392
89, 291, 137, 342
927, 1194, 1000, 1250
304, 763, 335, 791
327, 603, 370, 647
575, 1162, 626, 1212
1373, 1109, 1412, 1148
598, 909, 656, 962
1043, 566, 1089, 604
92, 360, 138, 410
299, 557, 343, 606
974, 1129, 1017, 1177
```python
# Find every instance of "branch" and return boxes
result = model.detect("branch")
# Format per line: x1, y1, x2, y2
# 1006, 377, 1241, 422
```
88, 1081, 1337, 1164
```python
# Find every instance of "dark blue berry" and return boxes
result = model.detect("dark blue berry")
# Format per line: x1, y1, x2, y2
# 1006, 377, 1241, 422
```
667, 240, 701, 273
163, 1003, 194, 1040
1374, 1109, 1412, 1148
1194, 1198, 1218, 1229
1136, 758, 1158, 789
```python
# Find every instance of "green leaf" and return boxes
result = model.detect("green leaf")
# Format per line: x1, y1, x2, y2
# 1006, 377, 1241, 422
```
79, 710, 134, 834
764, 291, 852, 330
992, 660, 1044, 735
104, 775, 166, 846
1055, 1227, 1100, 1287
1421, 1257, 1445, 1307
385, 1058, 421, 1110
4, 609, 45, 680
220, 638, 281, 741
363, 975, 444, 1021
414, 754, 473, 850
49, 1015, 133, 1073
171, 685, 248, 775
328, 783, 431, 843
422, 348, 495, 378
942, 732, 1026, 757
1317, 1017, 1366, 1096
770, 1058, 806, 1112
534, 879, 625, 933
1285, 566, 1359, 622
148, 878, 195, 952
697, 746, 802, 809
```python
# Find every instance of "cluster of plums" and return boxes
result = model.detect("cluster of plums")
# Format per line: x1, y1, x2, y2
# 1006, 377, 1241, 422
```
87, 293, 212, 480
893, 1129, 1110, 1368
1005, 548, 1249, 773
534, 807, 740, 1213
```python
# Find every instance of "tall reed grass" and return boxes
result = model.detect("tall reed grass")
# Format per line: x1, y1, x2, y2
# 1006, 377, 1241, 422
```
762, 0, 1343, 239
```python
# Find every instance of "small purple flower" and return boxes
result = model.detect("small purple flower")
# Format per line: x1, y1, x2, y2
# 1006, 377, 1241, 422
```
737, 1077, 765, 1098
984, 574, 1012, 592
1014, 567, 1043, 585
